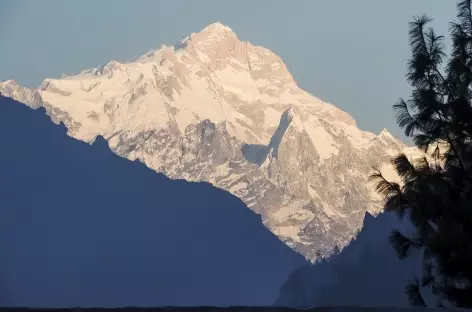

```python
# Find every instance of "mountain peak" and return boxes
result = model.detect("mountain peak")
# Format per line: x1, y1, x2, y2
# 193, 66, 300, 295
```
377, 128, 397, 142
200, 22, 234, 35
0, 79, 17, 87
1, 21, 420, 261
379, 128, 391, 135
181, 22, 239, 48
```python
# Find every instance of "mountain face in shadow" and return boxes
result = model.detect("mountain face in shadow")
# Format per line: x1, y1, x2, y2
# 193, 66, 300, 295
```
277, 211, 437, 308
0, 96, 307, 307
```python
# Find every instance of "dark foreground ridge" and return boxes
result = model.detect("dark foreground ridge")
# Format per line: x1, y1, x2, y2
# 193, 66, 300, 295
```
0, 96, 307, 307
0, 308, 464, 312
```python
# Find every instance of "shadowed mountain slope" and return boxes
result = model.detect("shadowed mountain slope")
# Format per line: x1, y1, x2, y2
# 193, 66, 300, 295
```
0, 95, 307, 307
276, 211, 438, 307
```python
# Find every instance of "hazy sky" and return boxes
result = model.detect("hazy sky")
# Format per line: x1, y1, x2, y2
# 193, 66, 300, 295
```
0, 1, 457, 141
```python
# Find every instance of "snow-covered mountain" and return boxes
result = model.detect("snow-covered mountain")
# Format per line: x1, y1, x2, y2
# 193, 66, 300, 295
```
0, 22, 420, 259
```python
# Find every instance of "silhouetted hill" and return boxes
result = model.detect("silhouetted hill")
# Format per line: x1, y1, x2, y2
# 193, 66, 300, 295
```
277, 211, 437, 307
0, 96, 307, 307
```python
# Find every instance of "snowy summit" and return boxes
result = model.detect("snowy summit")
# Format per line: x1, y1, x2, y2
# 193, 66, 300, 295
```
0, 23, 421, 259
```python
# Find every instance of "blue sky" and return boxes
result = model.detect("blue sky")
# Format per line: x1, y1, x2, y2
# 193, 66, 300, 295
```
0, 1, 456, 141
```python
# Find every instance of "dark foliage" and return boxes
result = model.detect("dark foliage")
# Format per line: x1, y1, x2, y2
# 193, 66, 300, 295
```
370, 0, 472, 307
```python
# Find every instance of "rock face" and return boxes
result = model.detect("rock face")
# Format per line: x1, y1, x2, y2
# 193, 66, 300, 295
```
0, 22, 419, 259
